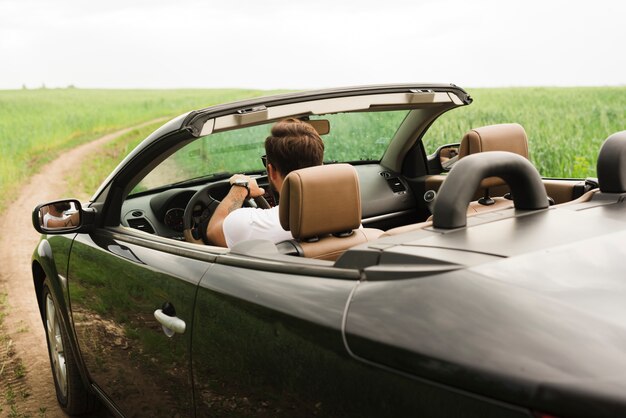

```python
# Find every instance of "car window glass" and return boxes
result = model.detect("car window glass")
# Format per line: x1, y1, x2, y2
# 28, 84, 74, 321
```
421, 107, 474, 154
310, 111, 409, 163
132, 124, 270, 194
422, 104, 529, 154
130, 110, 409, 195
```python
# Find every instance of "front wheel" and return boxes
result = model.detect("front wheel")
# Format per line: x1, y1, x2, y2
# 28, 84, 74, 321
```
42, 280, 96, 415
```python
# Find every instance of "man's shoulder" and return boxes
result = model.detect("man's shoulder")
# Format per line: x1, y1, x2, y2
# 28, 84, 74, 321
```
223, 206, 287, 247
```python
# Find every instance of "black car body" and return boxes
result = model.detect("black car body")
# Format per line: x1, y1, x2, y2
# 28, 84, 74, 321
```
31, 84, 626, 417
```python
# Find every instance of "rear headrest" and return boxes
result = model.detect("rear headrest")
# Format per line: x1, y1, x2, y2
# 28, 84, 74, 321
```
597, 130, 626, 193
459, 123, 529, 159
459, 123, 530, 189
279, 164, 361, 240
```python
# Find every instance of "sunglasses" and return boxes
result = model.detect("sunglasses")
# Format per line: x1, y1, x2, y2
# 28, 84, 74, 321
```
261, 155, 268, 167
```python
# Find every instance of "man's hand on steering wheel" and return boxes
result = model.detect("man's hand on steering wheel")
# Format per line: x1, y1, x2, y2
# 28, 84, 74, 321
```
183, 175, 272, 246
228, 174, 266, 200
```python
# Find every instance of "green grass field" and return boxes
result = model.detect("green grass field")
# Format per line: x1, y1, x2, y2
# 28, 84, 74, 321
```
0, 88, 270, 212
1, 86, 624, 213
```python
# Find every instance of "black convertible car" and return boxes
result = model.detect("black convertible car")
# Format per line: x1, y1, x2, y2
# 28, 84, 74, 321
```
32, 84, 626, 417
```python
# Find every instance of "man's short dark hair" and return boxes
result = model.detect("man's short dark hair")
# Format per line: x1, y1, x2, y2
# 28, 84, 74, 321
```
53, 202, 71, 212
265, 118, 324, 176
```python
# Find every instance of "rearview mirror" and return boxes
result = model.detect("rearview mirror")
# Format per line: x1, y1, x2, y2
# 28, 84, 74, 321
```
32, 199, 95, 234
306, 119, 330, 135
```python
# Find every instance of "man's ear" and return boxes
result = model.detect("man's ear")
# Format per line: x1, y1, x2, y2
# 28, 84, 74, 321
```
267, 163, 285, 193
267, 163, 279, 181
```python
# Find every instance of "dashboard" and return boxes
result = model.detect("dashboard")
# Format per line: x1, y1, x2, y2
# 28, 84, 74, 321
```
121, 176, 276, 239
120, 164, 419, 240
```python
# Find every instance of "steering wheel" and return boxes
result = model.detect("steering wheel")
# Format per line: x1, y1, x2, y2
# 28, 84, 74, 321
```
183, 180, 271, 245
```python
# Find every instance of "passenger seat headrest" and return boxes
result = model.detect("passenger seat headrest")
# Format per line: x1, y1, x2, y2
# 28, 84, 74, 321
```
458, 123, 530, 189
597, 130, 626, 193
459, 123, 529, 160
279, 164, 361, 240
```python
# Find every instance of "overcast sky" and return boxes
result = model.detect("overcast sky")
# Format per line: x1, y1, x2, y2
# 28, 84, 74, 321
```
1, 0, 624, 90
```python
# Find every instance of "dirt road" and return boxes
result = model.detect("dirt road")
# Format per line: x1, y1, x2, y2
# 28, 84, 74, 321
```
0, 119, 166, 417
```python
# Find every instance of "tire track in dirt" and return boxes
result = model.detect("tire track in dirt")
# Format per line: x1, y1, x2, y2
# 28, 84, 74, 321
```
0, 118, 167, 417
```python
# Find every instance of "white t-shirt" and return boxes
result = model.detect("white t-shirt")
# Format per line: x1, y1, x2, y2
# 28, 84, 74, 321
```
43, 212, 69, 228
222, 206, 293, 247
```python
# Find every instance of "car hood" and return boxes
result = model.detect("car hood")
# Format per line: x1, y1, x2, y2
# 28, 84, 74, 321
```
344, 228, 626, 417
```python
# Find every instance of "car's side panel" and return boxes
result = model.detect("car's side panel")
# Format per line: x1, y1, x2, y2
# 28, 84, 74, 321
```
191, 261, 531, 417
67, 231, 211, 417
192, 262, 357, 416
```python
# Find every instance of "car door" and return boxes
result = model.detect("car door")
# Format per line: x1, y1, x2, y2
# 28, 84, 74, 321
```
191, 255, 362, 417
68, 229, 213, 417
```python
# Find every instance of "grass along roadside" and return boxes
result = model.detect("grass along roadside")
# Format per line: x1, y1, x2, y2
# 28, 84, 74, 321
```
0, 292, 35, 418
0, 88, 272, 214
68, 121, 166, 199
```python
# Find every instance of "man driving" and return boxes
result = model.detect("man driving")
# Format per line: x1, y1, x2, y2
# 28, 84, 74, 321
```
205, 118, 324, 247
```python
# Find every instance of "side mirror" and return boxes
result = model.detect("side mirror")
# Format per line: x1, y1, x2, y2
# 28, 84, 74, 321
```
32, 199, 96, 234
434, 143, 460, 172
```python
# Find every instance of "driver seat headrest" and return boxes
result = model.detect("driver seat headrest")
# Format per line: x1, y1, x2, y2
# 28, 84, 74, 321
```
279, 163, 361, 240
278, 164, 383, 261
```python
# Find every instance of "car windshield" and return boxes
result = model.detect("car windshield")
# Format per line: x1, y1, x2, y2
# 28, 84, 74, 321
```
130, 110, 409, 195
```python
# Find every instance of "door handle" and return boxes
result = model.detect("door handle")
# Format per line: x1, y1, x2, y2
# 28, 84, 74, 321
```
154, 309, 186, 337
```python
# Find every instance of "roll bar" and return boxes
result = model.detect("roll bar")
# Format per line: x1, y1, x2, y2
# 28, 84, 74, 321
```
597, 130, 626, 193
433, 151, 549, 229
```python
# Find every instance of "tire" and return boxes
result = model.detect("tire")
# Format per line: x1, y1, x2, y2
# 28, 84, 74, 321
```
42, 280, 96, 415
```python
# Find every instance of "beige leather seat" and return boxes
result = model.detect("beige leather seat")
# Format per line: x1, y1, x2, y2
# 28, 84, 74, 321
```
460, 123, 529, 213
278, 164, 383, 261
383, 123, 530, 237
459, 123, 529, 158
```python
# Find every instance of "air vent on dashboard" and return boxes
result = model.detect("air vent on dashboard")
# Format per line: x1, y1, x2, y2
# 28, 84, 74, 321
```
386, 177, 407, 194
127, 218, 155, 234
